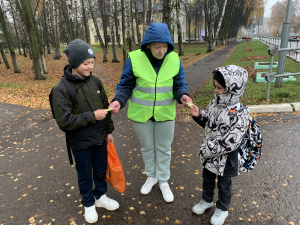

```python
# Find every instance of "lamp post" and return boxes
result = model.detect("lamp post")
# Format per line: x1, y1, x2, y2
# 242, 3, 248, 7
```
275, 0, 292, 87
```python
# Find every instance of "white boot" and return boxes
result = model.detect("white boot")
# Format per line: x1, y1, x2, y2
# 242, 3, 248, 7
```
210, 208, 228, 225
140, 176, 158, 195
95, 194, 119, 211
192, 199, 213, 215
84, 205, 98, 224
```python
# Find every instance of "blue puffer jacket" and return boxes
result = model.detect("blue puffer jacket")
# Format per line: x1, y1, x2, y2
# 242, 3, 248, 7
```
112, 22, 188, 108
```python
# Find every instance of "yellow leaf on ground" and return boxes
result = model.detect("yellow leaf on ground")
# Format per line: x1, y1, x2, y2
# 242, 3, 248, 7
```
28, 217, 35, 223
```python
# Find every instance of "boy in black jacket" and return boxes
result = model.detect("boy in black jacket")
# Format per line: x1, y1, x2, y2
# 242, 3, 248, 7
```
51, 39, 119, 224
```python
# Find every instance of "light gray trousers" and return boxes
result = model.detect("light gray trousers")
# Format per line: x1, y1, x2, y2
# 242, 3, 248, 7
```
132, 120, 175, 181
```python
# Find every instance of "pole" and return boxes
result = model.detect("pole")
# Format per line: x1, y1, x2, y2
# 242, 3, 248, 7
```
266, 55, 274, 102
275, 0, 292, 87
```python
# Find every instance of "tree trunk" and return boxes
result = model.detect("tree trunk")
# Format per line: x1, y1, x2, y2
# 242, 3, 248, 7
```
204, 0, 216, 53
143, 0, 148, 35
114, 0, 121, 47
9, 1, 22, 55
130, 0, 137, 50
0, 42, 10, 69
176, 0, 184, 56
88, 0, 108, 62
121, 0, 127, 63
46, 0, 60, 59
0, 4, 20, 73
98, 0, 109, 58
81, 0, 90, 43
163, 0, 173, 40
19, 0, 46, 80
213, 0, 228, 47
110, 0, 119, 62
125, 0, 132, 52
134, 0, 141, 47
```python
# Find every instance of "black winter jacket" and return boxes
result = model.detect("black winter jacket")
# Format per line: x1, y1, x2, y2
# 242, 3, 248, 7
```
51, 65, 114, 149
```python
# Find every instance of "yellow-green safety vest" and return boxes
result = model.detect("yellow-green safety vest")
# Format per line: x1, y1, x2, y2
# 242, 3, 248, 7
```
128, 50, 180, 123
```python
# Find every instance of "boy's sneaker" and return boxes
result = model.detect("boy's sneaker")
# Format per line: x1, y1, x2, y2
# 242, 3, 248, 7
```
141, 176, 158, 195
192, 199, 213, 215
95, 194, 119, 211
84, 205, 98, 224
159, 182, 174, 202
210, 208, 228, 225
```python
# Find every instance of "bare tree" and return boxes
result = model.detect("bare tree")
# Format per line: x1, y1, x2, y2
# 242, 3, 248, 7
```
88, 0, 108, 62
114, 0, 121, 47
125, 0, 132, 51
45, 0, 60, 59
0, 42, 10, 69
134, 0, 141, 47
121, 0, 127, 62
143, 0, 148, 35
81, 0, 90, 43
176, 0, 184, 56
19, 0, 46, 80
8, 0, 22, 55
110, 0, 119, 62
0, 3, 20, 73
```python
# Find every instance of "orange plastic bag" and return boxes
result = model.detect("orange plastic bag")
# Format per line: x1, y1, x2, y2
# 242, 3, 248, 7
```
105, 142, 126, 193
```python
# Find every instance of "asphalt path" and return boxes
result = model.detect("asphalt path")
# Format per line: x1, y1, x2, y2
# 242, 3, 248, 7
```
1, 40, 299, 225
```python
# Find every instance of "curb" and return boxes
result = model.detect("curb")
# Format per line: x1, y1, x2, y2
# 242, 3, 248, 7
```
248, 102, 300, 113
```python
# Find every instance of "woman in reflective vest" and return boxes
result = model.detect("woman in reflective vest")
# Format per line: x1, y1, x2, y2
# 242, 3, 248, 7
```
109, 23, 192, 203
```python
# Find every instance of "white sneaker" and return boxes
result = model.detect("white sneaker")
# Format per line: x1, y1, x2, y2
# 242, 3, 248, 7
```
140, 176, 158, 195
95, 194, 119, 211
192, 199, 213, 215
210, 208, 229, 225
159, 182, 174, 203
84, 205, 98, 224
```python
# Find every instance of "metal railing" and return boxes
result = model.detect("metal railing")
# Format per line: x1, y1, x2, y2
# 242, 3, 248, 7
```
265, 46, 300, 102
260, 37, 300, 62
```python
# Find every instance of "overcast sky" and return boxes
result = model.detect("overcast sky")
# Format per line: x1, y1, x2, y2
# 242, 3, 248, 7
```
264, 0, 281, 17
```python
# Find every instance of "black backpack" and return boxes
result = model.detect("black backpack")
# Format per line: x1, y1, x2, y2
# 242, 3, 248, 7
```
229, 106, 262, 173
49, 75, 102, 164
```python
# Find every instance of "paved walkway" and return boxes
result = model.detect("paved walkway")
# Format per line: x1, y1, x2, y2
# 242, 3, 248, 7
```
1, 41, 299, 225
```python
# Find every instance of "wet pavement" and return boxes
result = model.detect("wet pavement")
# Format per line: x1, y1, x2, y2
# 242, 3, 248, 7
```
0, 40, 300, 225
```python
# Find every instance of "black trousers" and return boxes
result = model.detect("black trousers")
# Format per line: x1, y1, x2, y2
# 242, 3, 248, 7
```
72, 141, 108, 207
202, 168, 232, 211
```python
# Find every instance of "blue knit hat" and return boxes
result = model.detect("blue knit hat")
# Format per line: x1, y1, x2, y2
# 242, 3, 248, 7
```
63, 39, 95, 69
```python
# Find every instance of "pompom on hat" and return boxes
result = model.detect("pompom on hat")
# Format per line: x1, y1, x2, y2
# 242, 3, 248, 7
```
63, 39, 95, 69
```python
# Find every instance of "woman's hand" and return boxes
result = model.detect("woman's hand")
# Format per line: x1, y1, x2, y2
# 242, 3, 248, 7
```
180, 94, 193, 108
108, 101, 121, 114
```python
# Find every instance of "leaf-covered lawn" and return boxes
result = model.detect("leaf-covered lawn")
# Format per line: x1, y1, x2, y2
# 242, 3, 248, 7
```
0, 43, 222, 109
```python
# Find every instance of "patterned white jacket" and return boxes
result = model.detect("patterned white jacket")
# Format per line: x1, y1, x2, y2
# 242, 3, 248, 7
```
193, 65, 251, 176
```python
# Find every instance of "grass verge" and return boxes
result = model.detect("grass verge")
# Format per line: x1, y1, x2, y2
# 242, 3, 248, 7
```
192, 40, 300, 109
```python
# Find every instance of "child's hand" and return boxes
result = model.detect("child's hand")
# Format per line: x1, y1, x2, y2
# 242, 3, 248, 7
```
94, 109, 108, 120
107, 134, 114, 143
189, 104, 200, 117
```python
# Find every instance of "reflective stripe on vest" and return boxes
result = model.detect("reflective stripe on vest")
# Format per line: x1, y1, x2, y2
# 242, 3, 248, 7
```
127, 50, 180, 123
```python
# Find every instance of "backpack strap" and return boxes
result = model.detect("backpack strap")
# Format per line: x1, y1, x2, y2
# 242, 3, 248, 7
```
90, 75, 103, 90
61, 76, 76, 105
61, 76, 76, 165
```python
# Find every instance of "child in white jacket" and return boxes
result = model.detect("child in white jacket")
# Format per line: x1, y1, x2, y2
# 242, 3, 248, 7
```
189, 65, 250, 225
